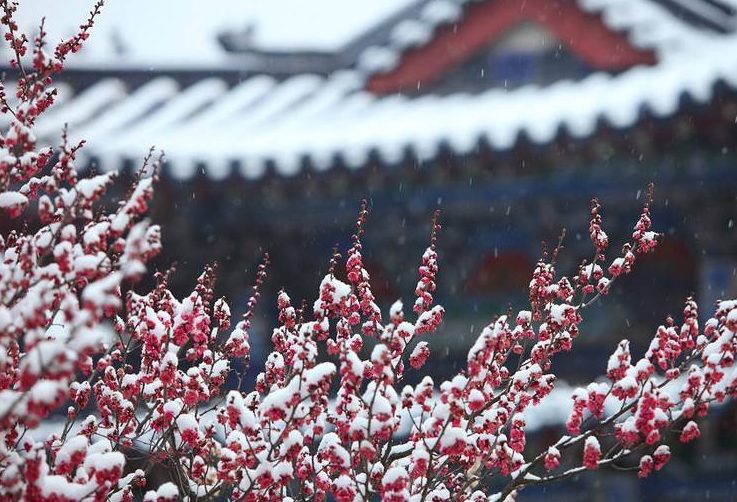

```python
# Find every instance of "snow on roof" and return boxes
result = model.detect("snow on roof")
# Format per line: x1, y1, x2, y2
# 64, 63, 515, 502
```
24, 0, 737, 179
355, 0, 727, 75
9, 0, 419, 69
34, 79, 125, 138
36, 40, 737, 179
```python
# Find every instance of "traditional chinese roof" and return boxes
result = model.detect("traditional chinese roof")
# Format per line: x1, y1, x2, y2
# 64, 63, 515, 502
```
358, 0, 737, 80
13, 0, 737, 179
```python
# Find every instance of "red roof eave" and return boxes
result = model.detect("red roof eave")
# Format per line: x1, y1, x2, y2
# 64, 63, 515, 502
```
367, 0, 656, 95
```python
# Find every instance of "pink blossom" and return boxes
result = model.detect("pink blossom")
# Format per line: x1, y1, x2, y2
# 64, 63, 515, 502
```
583, 436, 601, 469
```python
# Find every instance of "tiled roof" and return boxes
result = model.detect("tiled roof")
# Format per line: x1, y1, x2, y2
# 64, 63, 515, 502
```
22, 0, 737, 179
356, 0, 737, 74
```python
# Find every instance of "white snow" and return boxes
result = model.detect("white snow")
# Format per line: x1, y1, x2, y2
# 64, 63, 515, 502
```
390, 299, 404, 318
0, 191, 27, 210
29, 380, 67, 405
54, 436, 88, 466
51, 36, 736, 179
585, 435, 601, 452
382, 465, 408, 485
39, 476, 92, 500
144, 482, 179, 501
35, 79, 127, 139
304, 362, 337, 386
549, 304, 574, 324
84, 449, 125, 472
421, 1, 462, 25
390, 20, 433, 48
76, 174, 113, 198
68, 78, 180, 146
176, 413, 199, 432
12, 0, 737, 180
106, 78, 227, 152
410, 341, 429, 358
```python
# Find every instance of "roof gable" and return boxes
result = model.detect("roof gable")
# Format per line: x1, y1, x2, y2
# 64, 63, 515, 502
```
366, 0, 656, 95
423, 22, 596, 93
12, 0, 737, 179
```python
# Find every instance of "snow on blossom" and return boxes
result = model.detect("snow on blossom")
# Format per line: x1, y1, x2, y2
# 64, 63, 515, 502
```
0, 18, 731, 499
583, 436, 601, 469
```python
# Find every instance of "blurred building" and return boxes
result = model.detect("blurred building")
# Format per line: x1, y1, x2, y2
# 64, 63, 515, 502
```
6, 0, 737, 359
4, 0, 737, 499
7, 0, 737, 360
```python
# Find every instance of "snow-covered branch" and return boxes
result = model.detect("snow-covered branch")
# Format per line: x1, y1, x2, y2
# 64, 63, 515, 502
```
0, 3, 734, 502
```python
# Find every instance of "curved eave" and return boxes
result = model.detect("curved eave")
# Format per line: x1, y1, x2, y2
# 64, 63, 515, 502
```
28, 36, 737, 180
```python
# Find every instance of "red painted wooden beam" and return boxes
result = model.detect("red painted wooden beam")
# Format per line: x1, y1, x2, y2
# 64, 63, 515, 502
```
367, 0, 656, 95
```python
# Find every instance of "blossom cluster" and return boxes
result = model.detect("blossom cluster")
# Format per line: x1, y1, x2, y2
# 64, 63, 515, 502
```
0, 2, 735, 502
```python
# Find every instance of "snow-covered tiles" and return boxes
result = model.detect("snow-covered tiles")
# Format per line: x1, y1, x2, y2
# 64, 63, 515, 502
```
33, 38, 737, 180
23, 0, 737, 179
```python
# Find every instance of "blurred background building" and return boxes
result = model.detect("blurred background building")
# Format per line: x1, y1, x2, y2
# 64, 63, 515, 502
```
5, 0, 737, 499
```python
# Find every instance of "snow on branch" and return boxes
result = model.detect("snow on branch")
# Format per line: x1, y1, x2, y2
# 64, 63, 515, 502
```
0, 2, 734, 502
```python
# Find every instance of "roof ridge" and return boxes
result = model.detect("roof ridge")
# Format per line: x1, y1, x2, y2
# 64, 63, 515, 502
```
354, 0, 729, 79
